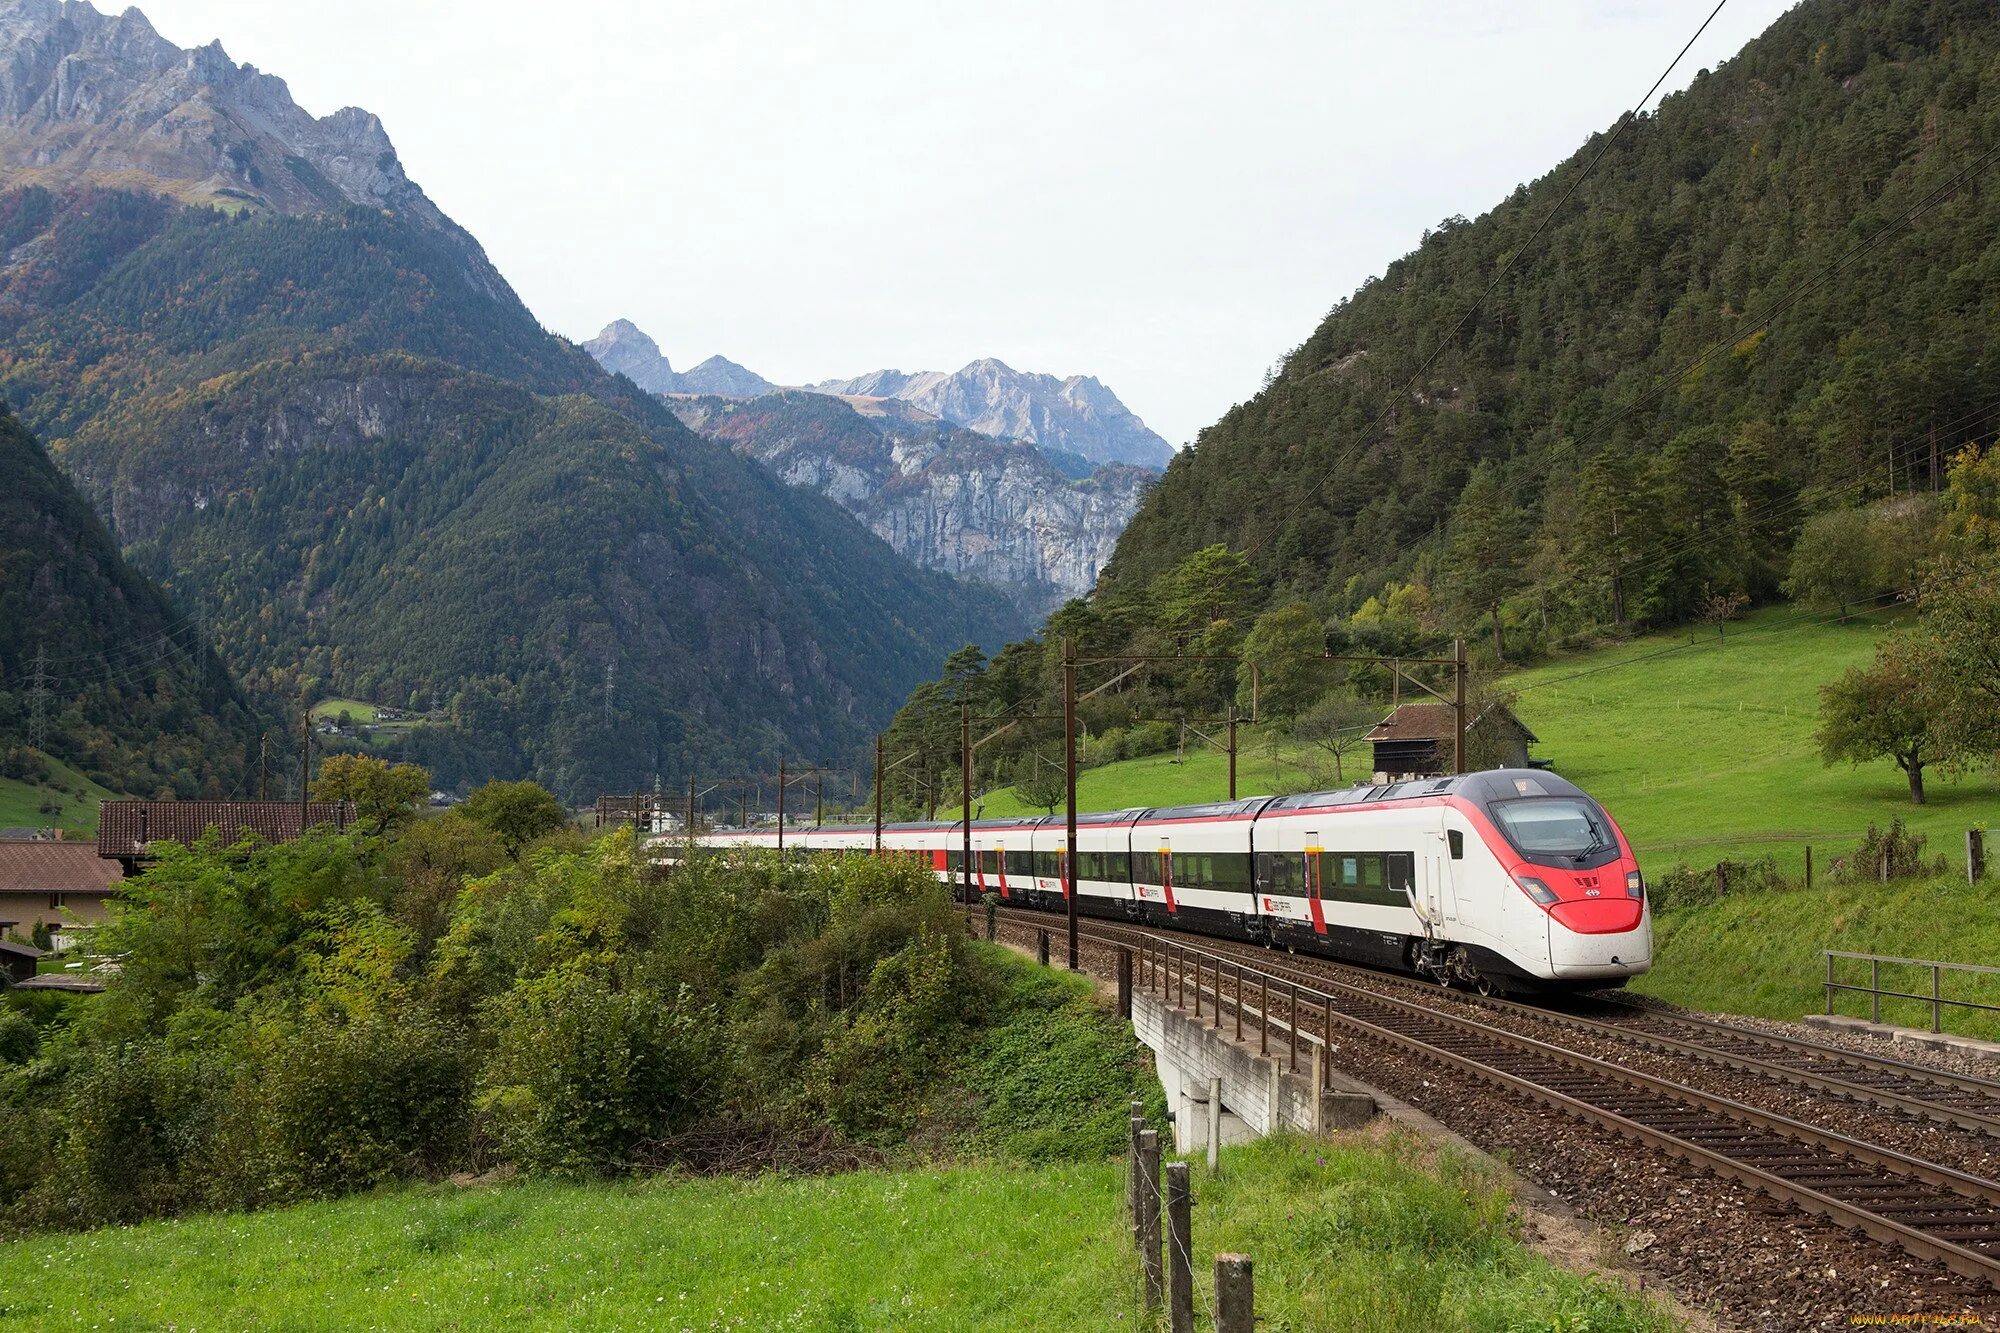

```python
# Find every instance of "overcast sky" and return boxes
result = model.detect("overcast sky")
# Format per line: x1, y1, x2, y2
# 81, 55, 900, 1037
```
134, 0, 1797, 448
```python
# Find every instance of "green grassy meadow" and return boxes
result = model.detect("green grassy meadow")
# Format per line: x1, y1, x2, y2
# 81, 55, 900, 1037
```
0, 1136, 1671, 1332
1634, 875, 2000, 1035
0, 757, 116, 835
311, 697, 387, 725
983, 606, 1996, 881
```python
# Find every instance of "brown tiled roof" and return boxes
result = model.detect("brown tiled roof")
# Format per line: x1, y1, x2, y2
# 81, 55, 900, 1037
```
1364, 702, 1538, 745
96, 801, 355, 860
1364, 703, 1458, 744
0, 842, 124, 893
0, 938, 43, 959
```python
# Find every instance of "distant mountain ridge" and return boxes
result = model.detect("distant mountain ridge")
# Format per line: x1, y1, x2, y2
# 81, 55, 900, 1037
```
667, 390, 1152, 611
585, 319, 1175, 471
584, 320, 776, 397
814, 360, 1175, 471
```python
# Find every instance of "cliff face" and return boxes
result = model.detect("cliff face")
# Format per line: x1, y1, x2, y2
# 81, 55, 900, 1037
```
815, 358, 1175, 471
670, 390, 1151, 611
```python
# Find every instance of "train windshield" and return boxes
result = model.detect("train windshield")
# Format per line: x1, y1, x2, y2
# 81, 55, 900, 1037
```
1490, 798, 1613, 862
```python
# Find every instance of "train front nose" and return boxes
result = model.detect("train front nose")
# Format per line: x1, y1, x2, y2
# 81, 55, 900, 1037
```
1545, 896, 1652, 978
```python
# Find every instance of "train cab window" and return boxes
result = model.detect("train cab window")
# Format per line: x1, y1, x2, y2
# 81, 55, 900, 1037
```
1447, 830, 1464, 860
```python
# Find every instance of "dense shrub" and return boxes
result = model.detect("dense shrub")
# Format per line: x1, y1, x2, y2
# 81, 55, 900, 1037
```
226, 1013, 474, 1200
1835, 820, 1947, 883
1649, 855, 1788, 911
480, 966, 718, 1176
0, 821, 1155, 1238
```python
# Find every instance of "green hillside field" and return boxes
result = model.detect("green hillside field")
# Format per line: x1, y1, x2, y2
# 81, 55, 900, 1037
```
980, 605, 1997, 881
0, 1135, 1670, 1332
0, 756, 116, 836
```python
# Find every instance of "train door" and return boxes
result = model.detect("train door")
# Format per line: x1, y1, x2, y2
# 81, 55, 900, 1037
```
1304, 835, 1328, 935
996, 843, 1009, 900
1160, 838, 1176, 913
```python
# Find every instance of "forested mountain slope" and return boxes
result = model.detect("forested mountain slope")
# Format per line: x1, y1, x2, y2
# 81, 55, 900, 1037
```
0, 410, 255, 801
1104, 0, 1999, 631
0, 188, 1019, 798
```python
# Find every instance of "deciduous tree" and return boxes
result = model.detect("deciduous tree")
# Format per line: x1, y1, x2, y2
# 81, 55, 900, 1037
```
1817, 634, 1949, 805
312, 754, 430, 834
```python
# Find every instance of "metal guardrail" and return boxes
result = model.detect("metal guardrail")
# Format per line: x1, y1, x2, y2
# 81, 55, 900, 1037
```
1824, 949, 2000, 1033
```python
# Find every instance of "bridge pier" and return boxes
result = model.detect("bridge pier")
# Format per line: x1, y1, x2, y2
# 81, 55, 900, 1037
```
1133, 990, 1375, 1149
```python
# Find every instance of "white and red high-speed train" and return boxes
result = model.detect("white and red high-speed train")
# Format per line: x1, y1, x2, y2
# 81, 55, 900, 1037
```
688, 769, 1650, 993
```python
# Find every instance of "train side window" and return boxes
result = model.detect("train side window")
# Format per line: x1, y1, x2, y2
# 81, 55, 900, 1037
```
1447, 830, 1465, 860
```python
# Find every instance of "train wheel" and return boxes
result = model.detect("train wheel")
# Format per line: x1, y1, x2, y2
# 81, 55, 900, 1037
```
1473, 973, 1495, 998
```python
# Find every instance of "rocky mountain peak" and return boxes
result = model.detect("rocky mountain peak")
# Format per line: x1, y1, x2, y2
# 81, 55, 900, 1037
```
815, 358, 1174, 471
583, 318, 773, 398
0, 0, 450, 229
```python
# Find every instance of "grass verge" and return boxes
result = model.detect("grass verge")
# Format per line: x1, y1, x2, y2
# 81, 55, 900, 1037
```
1636, 875, 2000, 1039
0, 1134, 1675, 1331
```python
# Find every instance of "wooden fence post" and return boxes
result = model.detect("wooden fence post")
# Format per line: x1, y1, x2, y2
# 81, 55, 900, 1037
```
1215, 1254, 1254, 1333
1036, 929, 1049, 967
1715, 861, 1728, 896
1128, 1104, 1144, 1242
1969, 830, 1986, 887
1166, 1162, 1194, 1333
1118, 947, 1133, 1018
1138, 1130, 1162, 1309
1805, 844, 1813, 889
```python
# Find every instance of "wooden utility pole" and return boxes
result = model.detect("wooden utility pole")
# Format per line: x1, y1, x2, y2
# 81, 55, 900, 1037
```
1453, 637, 1468, 775
297, 706, 311, 831
777, 758, 786, 852
687, 773, 697, 841
258, 734, 269, 801
1226, 703, 1238, 800
1063, 636, 1079, 970
874, 733, 884, 853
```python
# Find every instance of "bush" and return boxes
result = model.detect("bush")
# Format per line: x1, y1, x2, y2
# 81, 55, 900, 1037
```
1127, 721, 1176, 757
1650, 855, 1787, 911
479, 964, 719, 1176
32, 1039, 230, 1227
225, 1013, 474, 1202
0, 1009, 37, 1065
1835, 819, 1946, 883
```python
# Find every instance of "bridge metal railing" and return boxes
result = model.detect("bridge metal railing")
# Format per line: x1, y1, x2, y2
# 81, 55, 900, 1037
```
1824, 950, 2000, 1034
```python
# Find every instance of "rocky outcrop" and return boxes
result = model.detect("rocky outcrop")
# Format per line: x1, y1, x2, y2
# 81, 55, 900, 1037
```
0, 0, 508, 294
583, 320, 774, 397
814, 357, 1174, 471
670, 390, 1151, 610
0, 2, 425, 218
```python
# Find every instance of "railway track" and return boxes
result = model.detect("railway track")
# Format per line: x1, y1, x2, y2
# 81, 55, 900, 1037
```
992, 907, 2000, 1288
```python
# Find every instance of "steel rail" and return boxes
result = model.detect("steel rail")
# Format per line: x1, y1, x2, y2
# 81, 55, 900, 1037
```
997, 902, 2000, 1137
996, 910, 2000, 1286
